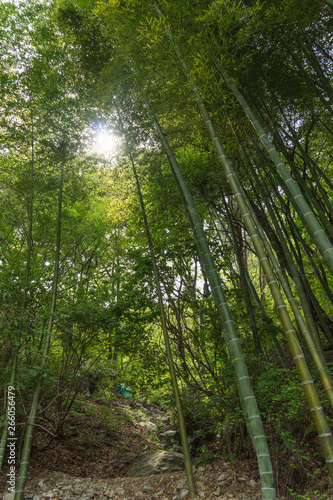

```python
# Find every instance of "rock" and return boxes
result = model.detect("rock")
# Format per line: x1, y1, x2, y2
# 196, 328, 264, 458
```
172, 445, 182, 453
86, 488, 96, 496
105, 488, 115, 497
142, 484, 154, 492
180, 489, 188, 498
217, 474, 226, 482
159, 429, 178, 446
3, 493, 15, 500
165, 429, 177, 438
129, 451, 184, 477
176, 480, 187, 490
63, 422, 78, 437
139, 421, 157, 433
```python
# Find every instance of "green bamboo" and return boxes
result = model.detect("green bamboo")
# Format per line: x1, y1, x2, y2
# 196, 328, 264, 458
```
15, 163, 64, 500
248, 176, 333, 409
155, 16, 333, 476
277, 39, 333, 118
263, 160, 333, 310
146, 93, 276, 497
219, 66, 333, 276
118, 111, 197, 498
213, 208, 290, 370
261, 182, 327, 356
220, 200, 265, 361
253, 141, 333, 309
283, 212, 333, 348
261, 80, 333, 225
250, 92, 333, 239
0, 117, 35, 471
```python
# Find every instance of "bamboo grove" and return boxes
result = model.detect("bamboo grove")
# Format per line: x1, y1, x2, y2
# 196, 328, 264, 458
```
0, 0, 333, 498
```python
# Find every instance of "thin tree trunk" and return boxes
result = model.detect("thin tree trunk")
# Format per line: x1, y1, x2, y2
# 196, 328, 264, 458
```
215, 210, 289, 369
117, 109, 197, 497
15, 161, 64, 500
0, 117, 34, 471
221, 200, 265, 362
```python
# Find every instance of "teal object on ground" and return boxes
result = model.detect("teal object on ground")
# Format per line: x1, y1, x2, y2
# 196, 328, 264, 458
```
118, 383, 132, 399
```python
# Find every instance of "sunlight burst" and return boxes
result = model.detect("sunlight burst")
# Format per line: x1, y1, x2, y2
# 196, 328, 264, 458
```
95, 130, 118, 155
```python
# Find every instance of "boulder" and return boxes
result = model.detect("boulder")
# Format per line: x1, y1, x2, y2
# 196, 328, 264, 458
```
63, 422, 78, 436
3, 493, 15, 500
129, 451, 184, 477
159, 429, 178, 446
139, 421, 157, 433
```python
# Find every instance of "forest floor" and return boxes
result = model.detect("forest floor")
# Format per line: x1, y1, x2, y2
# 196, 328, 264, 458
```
1, 396, 332, 499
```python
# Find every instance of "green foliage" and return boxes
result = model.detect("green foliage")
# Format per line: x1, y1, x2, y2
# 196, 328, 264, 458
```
1, 0, 333, 495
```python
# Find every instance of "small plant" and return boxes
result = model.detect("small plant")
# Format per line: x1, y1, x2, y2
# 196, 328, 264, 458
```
194, 445, 217, 465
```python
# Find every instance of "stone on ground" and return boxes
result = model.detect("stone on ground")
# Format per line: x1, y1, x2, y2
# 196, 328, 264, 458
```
129, 451, 184, 477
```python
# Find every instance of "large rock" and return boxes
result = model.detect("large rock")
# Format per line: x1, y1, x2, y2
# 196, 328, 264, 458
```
139, 421, 157, 433
129, 451, 184, 477
159, 429, 178, 446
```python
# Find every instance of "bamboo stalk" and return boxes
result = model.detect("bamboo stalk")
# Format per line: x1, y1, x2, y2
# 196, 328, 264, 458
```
153, 12, 333, 476
117, 109, 197, 498
0, 116, 35, 471
218, 66, 333, 276
15, 162, 64, 500
145, 90, 276, 497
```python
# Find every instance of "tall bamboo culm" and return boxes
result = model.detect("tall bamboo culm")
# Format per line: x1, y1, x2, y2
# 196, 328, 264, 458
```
213, 208, 290, 370
218, 66, 333, 277
245, 175, 333, 410
144, 92, 276, 498
117, 108, 197, 498
153, 8, 333, 478
15, 163, 64, 500
0, 117, 35, 472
